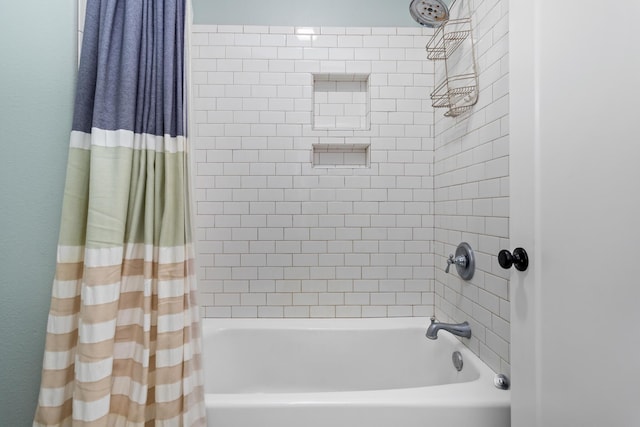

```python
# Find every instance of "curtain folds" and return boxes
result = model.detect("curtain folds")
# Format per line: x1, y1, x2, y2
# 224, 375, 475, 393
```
33, 1, 205, 425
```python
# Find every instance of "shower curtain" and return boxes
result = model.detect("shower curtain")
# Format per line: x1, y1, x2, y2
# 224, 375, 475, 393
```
33, 0, 205, 426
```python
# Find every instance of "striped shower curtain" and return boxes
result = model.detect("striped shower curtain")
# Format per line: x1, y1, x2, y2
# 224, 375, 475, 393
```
33, 1, 205, 426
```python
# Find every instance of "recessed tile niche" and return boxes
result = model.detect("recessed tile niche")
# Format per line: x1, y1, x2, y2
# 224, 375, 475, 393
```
313, 73, 370, 130
312, 143, 370, 169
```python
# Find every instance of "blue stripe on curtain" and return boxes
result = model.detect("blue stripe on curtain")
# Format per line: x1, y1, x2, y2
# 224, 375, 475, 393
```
73, 0, 185, 137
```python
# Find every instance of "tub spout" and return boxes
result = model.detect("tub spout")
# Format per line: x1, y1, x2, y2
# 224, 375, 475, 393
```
426, 317, 471, 340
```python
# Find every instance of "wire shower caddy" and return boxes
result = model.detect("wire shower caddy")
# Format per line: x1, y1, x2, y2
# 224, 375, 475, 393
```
426, 17, 478, 117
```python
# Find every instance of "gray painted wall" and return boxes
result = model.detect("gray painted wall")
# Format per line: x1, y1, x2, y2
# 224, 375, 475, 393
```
192, 0, 419, 27
0, 1, 76, 425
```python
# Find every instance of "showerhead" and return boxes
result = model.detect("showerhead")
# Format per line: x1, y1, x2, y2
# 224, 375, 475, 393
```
409, 0, 457, 28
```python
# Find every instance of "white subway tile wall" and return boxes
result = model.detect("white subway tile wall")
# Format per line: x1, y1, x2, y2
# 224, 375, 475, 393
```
191, 4, 510, 374
433, 0, 510, 375
191, 25, 436, 320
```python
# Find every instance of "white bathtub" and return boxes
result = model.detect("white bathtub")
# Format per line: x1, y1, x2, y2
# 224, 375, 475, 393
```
202, 317, 510, 427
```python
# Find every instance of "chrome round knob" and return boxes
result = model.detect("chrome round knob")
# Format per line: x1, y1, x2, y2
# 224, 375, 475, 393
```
498, 248, 529, 271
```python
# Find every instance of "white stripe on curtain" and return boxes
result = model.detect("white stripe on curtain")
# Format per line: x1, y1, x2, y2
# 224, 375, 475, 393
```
70, 129, 187, 153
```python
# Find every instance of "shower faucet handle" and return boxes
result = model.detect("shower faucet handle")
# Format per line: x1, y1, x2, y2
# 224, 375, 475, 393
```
445, 253, 467, 273
445, 243, 475, 280
445, 254, 454, 273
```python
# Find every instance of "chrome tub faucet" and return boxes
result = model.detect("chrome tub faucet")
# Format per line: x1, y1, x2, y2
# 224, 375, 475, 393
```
426, 317, 472, 340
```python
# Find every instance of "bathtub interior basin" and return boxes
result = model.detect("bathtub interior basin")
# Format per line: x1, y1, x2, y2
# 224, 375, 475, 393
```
201, 317, 510, 427
205, 318, 479, 394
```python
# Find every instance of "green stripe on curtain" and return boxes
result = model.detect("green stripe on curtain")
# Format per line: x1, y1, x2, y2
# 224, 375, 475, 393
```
58, 147, 191, 249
